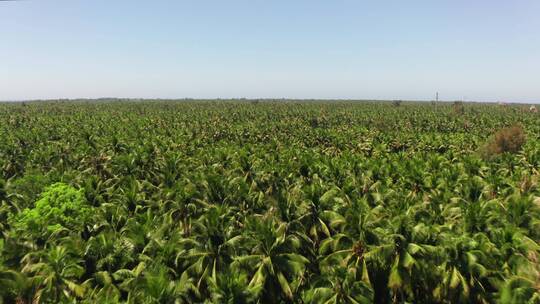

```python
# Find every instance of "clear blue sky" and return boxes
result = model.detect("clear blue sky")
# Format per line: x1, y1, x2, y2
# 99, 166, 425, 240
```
1, 0, 539, 102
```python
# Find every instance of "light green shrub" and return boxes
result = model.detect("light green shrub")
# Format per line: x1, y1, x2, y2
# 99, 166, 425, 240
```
10, 183, 92, 236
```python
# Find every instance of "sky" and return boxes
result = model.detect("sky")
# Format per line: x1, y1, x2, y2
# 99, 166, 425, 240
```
1, 0, 539, 102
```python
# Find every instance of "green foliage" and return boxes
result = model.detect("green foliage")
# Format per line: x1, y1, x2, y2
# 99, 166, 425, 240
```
0, 100, 539, 303
9, 183, 92, 236
10, 171, 50, 204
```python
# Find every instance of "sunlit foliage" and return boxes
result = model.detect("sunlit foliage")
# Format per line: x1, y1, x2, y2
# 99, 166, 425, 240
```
0, 100, 539, 303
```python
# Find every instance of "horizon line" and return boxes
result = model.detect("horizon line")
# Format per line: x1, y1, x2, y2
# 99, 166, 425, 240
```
0, 97, 538, 105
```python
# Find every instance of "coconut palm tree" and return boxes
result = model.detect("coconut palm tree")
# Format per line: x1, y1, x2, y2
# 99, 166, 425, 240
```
205, 271, 260, 304
175, 205, 244, 289
302, 266, 373, 304
21, 246, 86, 303
433, 234, 491, 303
233, 216, 309, 303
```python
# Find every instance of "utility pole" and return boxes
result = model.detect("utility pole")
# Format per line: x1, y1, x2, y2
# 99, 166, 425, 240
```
436, 92, 439, 102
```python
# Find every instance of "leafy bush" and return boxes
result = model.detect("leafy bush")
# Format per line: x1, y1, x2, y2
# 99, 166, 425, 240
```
9, 183, 92, 236
480, 124, 526, 159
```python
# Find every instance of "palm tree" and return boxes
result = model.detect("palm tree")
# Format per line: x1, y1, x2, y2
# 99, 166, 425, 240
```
139, 265, 198, 304
112, 261, 146, 302
84, 231, 135, 273
302, 266, 373, 304
0, 265, 19, 302
175, 206, 243, 289
319, 198, 387, 302
0, 178, 23, 233
433, 234, 491, 303
498, 276, 540, 304
0, 266, 40, 304
233, 215, 309, 303
205, 271, 259, 304
298, 185, 346, 250
21, 246, 86, 303
82, 271, 121, 304
113, 262, 199, 303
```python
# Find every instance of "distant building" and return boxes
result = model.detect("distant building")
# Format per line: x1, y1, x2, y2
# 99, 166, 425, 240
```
530, 105, 538, 113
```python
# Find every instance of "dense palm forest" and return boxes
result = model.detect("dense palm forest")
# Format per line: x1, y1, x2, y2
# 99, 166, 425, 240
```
0, 100, 539, 303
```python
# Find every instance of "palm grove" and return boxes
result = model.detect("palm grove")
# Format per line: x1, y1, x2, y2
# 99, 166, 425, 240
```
0, 101, 539, 303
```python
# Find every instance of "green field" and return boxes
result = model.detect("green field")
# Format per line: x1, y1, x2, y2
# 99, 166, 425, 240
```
1, 101, 539, 303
